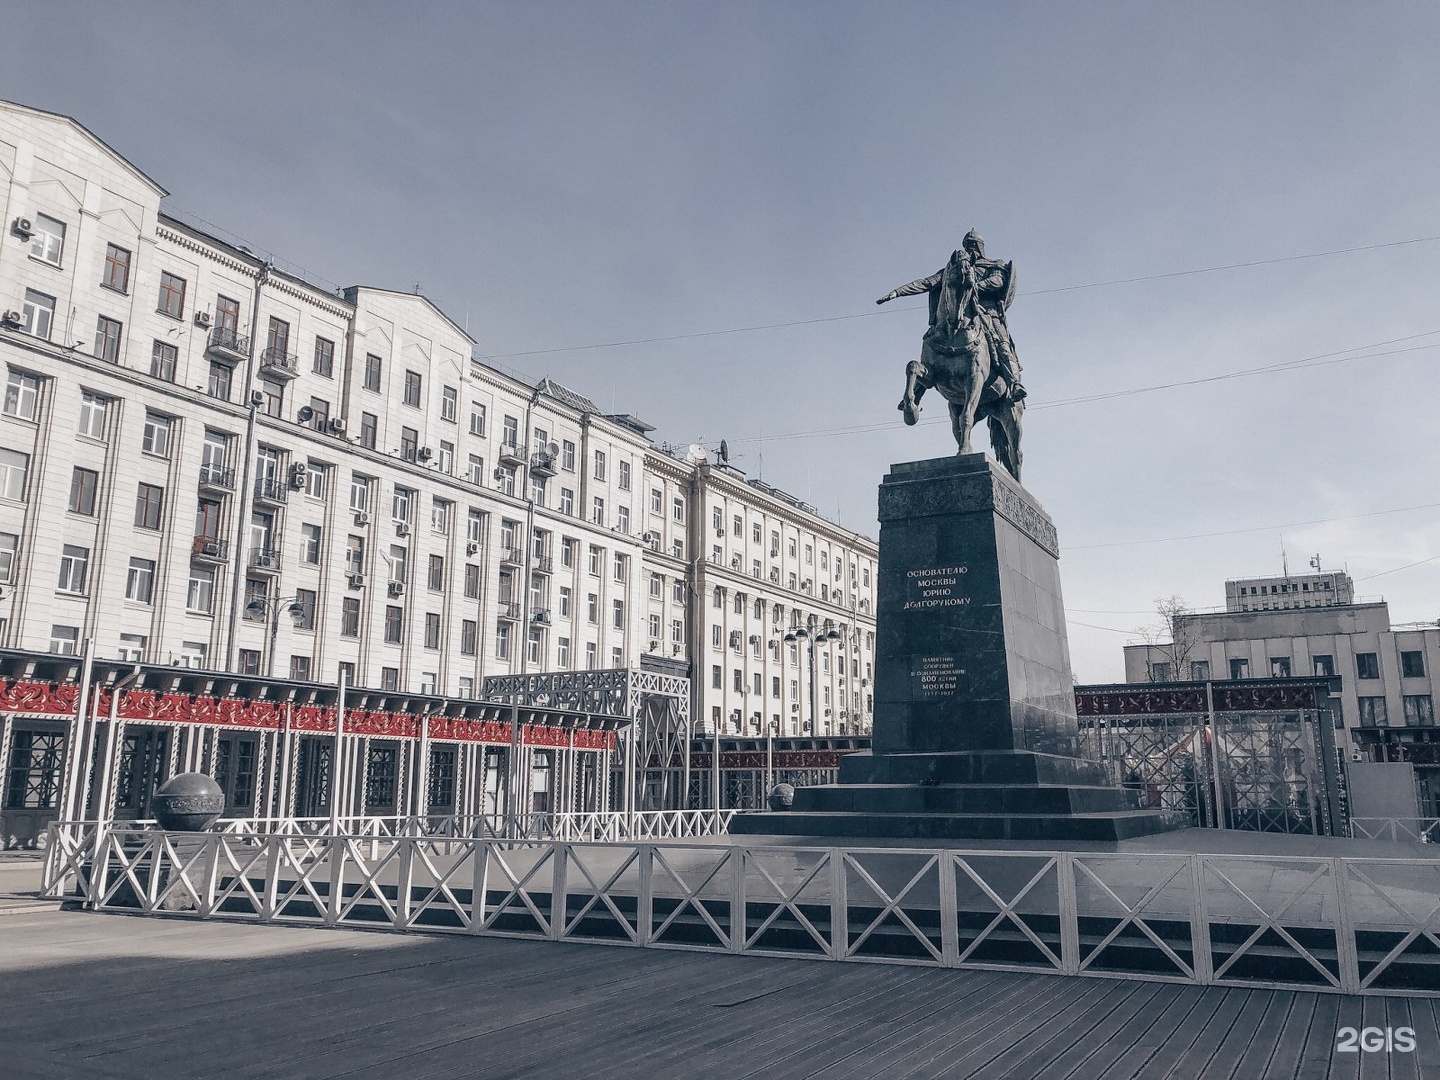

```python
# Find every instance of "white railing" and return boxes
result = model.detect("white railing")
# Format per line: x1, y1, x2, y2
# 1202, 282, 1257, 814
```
40, 824, 1440, 997
1350, 818, 1440, 843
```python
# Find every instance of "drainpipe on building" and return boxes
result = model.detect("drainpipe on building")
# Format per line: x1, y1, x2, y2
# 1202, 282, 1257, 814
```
223, 261, 271, 673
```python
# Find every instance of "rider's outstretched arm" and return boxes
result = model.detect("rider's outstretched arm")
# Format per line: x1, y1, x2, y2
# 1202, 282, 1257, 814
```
877, 272, 941, 304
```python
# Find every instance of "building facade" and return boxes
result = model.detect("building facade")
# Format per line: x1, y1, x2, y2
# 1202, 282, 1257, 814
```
1123, 572, 1440, 812
0, 101, 876, 837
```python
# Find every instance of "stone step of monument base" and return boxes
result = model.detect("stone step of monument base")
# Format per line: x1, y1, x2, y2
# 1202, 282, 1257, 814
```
728, 807, 1186, 843
792, 782, 1140, 816
838, 749, 1111, 789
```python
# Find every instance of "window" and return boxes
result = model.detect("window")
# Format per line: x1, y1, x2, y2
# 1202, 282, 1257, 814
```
1358, 697, 1388, 727
1190, 660, 1211, 680
1269, 657, 1291, 678
527, 628, 542, 665
158, 272, 186, 319
293, 589, 317, 630
1404, 695, 1434, 726
1402, 651, 1426, 678
0, 533, 16, 582
733, 514, 743, 538
557, 637, 571, 667
650, 487, 662, 514
587, 594, 599, 624
376, 667, 397, 691
613, 553, 628, 583
562, 440, 576, 471
119, 634, 147, 662
425, 613, 442, 649
673, 580, 685, 602
103, 244, 131, 292
300, 524, 322, 565
441, 386, 457, 421
360, 412, 378, 450
649, 573, 663, 599
94, 316, 123, 362
384, 606, 404, 644
266, 316, 290, 360
392, 487, 412, 523
585, 642, 597, 668
68, 467, 98, 516
388, 544, 408, 584
1228, 658, 1249, 679
215, 295, 241, 333
313, 337, 335, 377
50, 625, 79, 656
307, 397, 329, 432
618, 459, 631, 491
135, 483, 164, 529
613, 599, 625, 629
364, 354, 383, 392
588, 545, 602, 576
20, 290, 54, 339
561, 538, 576, 568
649, 614, 662, 638
150, 341, 177, 381
1312, 655, 1335, 677
467, 507, 485, 543
207, 361, 233, 402
30, 214, 65, 265
460, 619, 477, 655
616, 506, 630, 534
428, 554, 445, 591
304, 461, 326, 498
672, 538, 684, 559
345, 535, 365, 575
594, 450, 606, 481
403, 370, 422, 407
559, 586, 572, 617
187, 566, 215, 613
438, 440, 454, 475
1357, 653, 1380, 680
4, 370, 40, 420
340, 598, 360, 638
431, 498, 451, 534
289, 656, 312, 681
464, 564, 481, 599
672, 619, 684, 645
125, 558, 155, 603
400, 426, 418, 462
592, 497, 605, 526
142, 412, 172, 457
349, 474, 372, 513
457, 677, 474, 699
495, 624, 511, 660
673, 496, 685, 523
469, 401, 486, 436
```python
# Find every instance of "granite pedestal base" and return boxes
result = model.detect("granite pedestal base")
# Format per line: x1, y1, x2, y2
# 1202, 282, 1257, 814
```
732, 455, 1183, 843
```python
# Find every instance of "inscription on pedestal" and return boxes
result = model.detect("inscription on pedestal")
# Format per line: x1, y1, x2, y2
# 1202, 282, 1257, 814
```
910, 655, 965, 699
901, 565, 971, 611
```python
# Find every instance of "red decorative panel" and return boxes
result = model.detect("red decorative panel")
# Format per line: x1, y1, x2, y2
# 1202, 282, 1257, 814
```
0, 680, 81, 716
1212, 684, 1316, 711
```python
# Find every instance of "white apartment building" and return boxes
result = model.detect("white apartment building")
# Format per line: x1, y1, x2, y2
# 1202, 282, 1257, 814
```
0, 99, 876, 743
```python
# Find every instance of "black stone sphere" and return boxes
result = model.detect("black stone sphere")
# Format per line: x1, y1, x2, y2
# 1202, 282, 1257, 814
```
767, 783, 796, 812
152, 773, 225, 831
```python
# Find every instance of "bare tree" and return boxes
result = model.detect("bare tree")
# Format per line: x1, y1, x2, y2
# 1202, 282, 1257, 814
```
1139, 595, 1200, 682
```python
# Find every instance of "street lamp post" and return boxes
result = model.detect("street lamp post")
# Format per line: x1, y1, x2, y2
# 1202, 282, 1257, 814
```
244, 592, 305, 678
785, 617, 842, 738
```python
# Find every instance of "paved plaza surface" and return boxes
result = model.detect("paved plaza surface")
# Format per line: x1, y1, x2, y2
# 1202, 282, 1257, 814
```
0, 855, 1437, 1080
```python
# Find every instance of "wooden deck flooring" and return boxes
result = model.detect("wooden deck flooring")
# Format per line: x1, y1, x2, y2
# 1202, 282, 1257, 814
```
2, 906, 1439, 1079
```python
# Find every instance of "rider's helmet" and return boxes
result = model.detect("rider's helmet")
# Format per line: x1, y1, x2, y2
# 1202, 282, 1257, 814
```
962, 229, 985, 256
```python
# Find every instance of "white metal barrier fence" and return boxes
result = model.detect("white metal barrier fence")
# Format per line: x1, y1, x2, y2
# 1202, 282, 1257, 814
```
1350, 818, 1440, 844
40, 823, 1440, 997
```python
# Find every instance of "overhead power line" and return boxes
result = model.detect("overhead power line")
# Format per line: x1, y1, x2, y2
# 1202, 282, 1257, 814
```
484, 232, 1440, 359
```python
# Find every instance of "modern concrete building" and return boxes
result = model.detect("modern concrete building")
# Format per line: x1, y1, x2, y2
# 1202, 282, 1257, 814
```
1123, 571, 1440, 812
0, 99, 876, 842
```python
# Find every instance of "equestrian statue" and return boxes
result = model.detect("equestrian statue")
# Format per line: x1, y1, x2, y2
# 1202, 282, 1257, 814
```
878, 229, 1026, 482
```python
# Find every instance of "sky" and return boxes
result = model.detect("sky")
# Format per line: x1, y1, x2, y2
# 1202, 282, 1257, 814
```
8, 1, 1440, 681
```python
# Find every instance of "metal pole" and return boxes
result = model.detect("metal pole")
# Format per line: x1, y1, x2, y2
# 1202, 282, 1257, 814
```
766, 726, 773, 798
266, 600, 280, 679
331, 672, 346, 833
1205, 680, 1224, 830
62, 639, 96, 821
712, 714, 721, 811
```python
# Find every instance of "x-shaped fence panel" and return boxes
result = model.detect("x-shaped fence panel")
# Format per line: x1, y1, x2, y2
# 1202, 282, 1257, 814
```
403, 841, 477, 931
951, 854, 1065, 973
1203, 856, 1343, 991
1071, 854, 1197, 981
842, 850, 943, 964
559, 843, 643, 944
1339, 859, 1440, 993
649, 846, 734, 951
741, 846, 837, 958
476, 843, 555, 938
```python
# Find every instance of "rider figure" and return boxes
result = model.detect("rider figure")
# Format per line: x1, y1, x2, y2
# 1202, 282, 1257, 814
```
877, 229, 1026, 402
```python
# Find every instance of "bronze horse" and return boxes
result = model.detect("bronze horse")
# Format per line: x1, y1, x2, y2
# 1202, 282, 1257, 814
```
898, 315, 1025, 482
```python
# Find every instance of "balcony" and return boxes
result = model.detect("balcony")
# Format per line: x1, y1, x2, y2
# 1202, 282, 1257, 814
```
253, 476, 288, 505
198, 463, 235, 493
530, 451, 557, 478
249, 547, 282, 574
497, 440, 526, 467
190, 536, 229, 563
206, 326, 251, 363
258, 346, 300, 380
532, 555, 554, 574
499, 547, 524, 567
498, 601, 521, 621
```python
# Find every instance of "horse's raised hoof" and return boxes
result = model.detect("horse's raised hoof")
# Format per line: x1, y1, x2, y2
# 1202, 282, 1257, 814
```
898, 399, 921, 426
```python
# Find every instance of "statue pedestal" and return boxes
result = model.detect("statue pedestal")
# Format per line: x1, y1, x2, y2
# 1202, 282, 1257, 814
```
732, 455, 1183, 841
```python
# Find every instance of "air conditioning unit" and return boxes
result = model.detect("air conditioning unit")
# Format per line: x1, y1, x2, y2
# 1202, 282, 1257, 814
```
193, 310, 212, 329
493, 468, 505, 481
418, 447, 433, 462
395, 522, 410, 537
250, 390, 266, 407
466, 540, 480, 556
0, 310, 22, 328
715, 528, 725, 537
11, 218, 33, 239
643, 531, 659, 543
347, 573, 366, 589
649, 639, 659, 651
671, 644, 681, 655
730, 556, 742, 570
287, 463, 307, 489
729, 630, 741, 647
353, 512, 370, 527
197, 539, 223, 557
328, 418, 346, 436
749, 635, 761, 645
387, 580, 405, 597
533, 610, 550, 625
791, 703, 799, 712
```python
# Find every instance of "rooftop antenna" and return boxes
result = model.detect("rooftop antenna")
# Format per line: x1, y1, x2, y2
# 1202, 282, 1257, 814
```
1310, 553, 1323, 573
1281, 536, 1289, 579
413, 281, 422, 295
